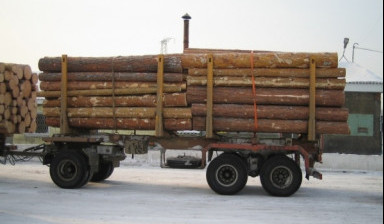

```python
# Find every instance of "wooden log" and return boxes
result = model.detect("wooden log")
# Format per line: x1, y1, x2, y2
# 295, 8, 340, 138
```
44, 117, 192, 131
4, 71, 13, 81
43, 107, 192, 119
23, 65, 32, 80
0, 73, 4, 82
30, 107, 37, 120
8, 74, 19, 90
184, 48, 273, 54
3, 107, 11, 120
37, 86, 183, 98
19, 105, 29, 118
0, 121, 16, 134
43, 93, 188, 107
40, 81, 186, 91
28, 119, 37, 133
187, 86, 345, 107
27, 98, 36, 111
12, 65, 24, 79
193, 117, 350, 134
38, 55, 183, 73
187, 68, 346, 78
181, 52, 338, 69
4, 92, 12, 106
191, 104, 349, 122
0, 83, 6, 94
20, 81, 32, 98
18, 121, 26, 134
31, 73, 39, 85
187, 76, 346, 90
0, 63, 5, 73
39, 72, 184, 83
24, 112, 31, 127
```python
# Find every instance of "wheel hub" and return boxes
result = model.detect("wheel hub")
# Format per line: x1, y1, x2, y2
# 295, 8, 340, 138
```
58, 159, 78, 181
270, 166, 293, 189
216, 164, 239, 187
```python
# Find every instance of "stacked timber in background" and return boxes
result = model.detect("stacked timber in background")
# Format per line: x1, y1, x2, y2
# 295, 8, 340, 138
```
38, 55, 192, 131
0, 62, 38, 134
38, 51, 350, 135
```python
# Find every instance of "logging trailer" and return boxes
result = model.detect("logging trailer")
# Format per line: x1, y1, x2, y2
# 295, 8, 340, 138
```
1, 53, 325, 197
1, 14, 343, 197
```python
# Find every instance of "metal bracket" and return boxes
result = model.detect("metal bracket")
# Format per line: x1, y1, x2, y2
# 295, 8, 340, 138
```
206, 54, 214, 138
308, 56, 316, 141
155, 55, 164, 137
60, 55, 71, 134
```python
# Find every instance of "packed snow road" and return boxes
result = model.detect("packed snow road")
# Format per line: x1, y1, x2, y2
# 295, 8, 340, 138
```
0, 159, 383, 224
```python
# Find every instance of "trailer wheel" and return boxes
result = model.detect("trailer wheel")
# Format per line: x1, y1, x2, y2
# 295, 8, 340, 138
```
50, 151, 90, 189
206, 153, 248, 195
260, 155, 302, 197
91, 162, 114, 182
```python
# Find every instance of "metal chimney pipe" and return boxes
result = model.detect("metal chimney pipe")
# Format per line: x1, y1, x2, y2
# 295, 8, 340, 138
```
182, 13, 191, 50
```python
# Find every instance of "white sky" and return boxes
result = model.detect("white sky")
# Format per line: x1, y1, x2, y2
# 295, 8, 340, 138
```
0, 0, 383, 77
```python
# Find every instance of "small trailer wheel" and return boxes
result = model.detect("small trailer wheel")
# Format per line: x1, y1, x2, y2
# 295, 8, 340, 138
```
260, 155, 302, 197
50, 151, 90, 189
206, 153, 248, 195
91, 162, 114, 182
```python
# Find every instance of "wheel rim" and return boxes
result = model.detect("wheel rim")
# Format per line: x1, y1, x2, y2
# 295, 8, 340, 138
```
270, 166, 293, 189
57, 159, 78, 182
216, 164, 239, 187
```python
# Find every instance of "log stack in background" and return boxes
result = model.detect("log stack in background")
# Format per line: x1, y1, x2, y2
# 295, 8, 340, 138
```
0, 62, 38, 134
38, 51, 350, 135
38, 55, 192, 131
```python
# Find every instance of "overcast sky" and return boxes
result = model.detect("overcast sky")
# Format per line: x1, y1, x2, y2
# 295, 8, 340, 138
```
0, 0, 383, 76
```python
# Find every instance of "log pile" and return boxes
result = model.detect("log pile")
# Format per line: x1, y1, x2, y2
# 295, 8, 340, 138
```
38, 51, 349, 135
0, 62, 38, 134
38, 55, 191, 131
182, 50, 349, 134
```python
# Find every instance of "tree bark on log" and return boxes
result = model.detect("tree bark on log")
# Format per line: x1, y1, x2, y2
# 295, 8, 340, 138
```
37, 86, 183, 98
38, 72, 184, 83
183, 48, 274, 54
43, 93, 188, 107
186, 86, 345, 107
193, 117, 350, 134
40, 81, 186, 91
43, 107, 192, 119
44, 117, 192, 131
191, 104, 349, 122
187, 76, 345, 90
181, 52, 338, 69
187, 68, 346, 78
38, 55, 183, 73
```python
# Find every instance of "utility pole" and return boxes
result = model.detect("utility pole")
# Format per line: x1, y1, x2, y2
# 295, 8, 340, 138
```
160, 37, 174, 54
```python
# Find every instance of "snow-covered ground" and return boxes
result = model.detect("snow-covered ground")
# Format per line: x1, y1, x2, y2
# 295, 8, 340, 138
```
0, 155, 383, 224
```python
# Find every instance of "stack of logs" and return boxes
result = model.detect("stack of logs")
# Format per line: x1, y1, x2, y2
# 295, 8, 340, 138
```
183, 49, 349, 134
38, 55, 192, 130
0, 63, 38, 134
38, 50, 350, 135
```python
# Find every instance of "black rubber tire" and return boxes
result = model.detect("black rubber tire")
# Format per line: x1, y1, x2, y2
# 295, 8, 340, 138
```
50, 151, 90, 189
260, 155, 302, 197
206, 153, 248, 195
91, 162, 114, 182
